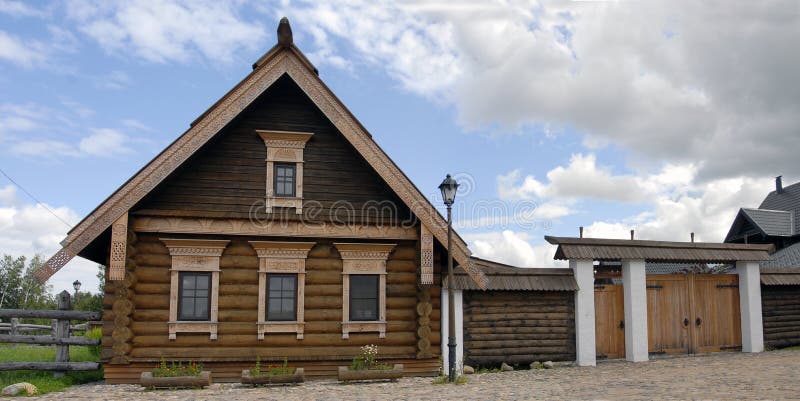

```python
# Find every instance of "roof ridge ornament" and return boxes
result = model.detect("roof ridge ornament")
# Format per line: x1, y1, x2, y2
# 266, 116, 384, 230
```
277, 17, 293, 47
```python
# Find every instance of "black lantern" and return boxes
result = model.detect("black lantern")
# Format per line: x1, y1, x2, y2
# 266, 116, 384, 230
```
72, 280, 81, 296
438, 174, 459, 206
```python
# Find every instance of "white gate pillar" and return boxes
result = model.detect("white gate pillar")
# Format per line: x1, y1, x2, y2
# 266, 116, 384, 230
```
736, 261, 764, 353
441, 289, 464, 372
571, 259, 596, 366
622, 259, 648, 362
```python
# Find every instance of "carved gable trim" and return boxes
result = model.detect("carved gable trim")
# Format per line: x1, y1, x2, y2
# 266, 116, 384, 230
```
420, 224, 434, 285
38, 43, 486, 289
109, 212, 129, 281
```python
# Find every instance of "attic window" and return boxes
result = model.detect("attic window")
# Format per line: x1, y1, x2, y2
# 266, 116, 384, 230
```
257, 130, 313, 214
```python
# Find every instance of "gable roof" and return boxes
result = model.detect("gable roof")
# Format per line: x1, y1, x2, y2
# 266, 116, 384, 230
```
725, 208, 794, 242
34, 19, 486, 288
759, 180, 800, 235
761, 242, 800, 269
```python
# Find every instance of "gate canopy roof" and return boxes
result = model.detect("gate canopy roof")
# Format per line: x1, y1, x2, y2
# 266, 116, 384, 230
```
545, 236, 773, 263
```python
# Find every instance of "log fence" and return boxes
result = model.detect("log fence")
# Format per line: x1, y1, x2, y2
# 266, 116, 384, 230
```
0, 290, 101, 376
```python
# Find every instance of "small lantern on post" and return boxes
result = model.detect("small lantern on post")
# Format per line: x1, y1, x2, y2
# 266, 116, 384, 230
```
72, 280, 81, 299
438, 174, 459, 383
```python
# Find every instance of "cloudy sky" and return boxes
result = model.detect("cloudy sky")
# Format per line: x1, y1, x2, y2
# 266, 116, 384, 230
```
0, 0, 797, 293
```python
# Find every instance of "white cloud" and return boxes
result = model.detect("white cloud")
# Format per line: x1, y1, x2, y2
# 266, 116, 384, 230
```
0, 0, 46, 18
96, 70, 132, 90
68, 0, 266, 64
0, 30, 48, 66
464, 230, 563, 268
0, 184, 99, 293
0, 103, 45, 134
11, 128, 132, 159
285, 1, 800, 181
501, 153, 776, 243
498, 153, 696, 203
78, 128, 131, 156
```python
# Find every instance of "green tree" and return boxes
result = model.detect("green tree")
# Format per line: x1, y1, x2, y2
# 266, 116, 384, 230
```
0, 254, 54, 310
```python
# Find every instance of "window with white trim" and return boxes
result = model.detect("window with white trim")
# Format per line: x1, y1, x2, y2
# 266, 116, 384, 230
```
161, 238, 229, 340
250, 241, 315, 340
256, 130, 313, 214
334, 243, 396, 339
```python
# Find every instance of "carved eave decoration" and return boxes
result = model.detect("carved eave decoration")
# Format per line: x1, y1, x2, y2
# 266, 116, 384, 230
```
35, 19, 486, 289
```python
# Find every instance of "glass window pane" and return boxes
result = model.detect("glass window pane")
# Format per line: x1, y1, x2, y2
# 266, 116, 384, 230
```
267, 274, 296, 321
350, 276, 378, 298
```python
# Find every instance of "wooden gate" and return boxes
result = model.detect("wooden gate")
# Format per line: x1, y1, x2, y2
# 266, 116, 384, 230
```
594, 283, 625, 359
647, 274, 741, 355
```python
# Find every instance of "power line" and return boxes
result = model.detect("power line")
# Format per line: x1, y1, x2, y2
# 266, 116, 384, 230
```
0, 167, 73, 229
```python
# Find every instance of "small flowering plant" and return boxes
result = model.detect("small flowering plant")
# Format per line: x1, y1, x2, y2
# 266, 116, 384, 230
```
250, 356, 296, 376
152, 358, 203, 377
349, 344, 392, 371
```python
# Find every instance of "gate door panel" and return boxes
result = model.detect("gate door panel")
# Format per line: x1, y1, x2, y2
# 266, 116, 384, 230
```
594, 284, 625, 359
646, 275, 690, 354
690, 274, 742, 353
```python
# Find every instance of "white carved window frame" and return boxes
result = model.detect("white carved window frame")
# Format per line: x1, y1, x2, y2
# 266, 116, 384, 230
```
161, 238, 229, 340
257, 130, 313, 215
250, 241, 315, 340
334, 243, 396, 339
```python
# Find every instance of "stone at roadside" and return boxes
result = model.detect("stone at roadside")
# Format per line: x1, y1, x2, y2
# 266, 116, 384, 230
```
543, 361, 555, 369
462, 365, 475, 374
501, 362, 514, 372
530, 361, 541, 369
2, 382, 38, 396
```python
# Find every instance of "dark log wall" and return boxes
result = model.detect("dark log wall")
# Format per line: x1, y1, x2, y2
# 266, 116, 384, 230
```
762, 285, 800, 349
102, 233, 442, 383
134, 74, 411, 225
462, 291, 575, 367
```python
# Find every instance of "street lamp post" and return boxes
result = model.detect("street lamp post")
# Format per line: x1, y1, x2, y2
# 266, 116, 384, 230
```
438, 174, 459, 382
72, 280, 81, 300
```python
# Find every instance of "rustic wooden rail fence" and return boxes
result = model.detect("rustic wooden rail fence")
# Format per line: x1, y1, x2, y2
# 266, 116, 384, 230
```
0, 290, 101, 377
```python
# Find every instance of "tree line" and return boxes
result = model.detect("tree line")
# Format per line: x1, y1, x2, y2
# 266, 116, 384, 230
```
0, 254, 103, 312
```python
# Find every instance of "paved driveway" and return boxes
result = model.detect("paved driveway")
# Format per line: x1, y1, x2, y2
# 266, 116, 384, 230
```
29, 350, 800, 400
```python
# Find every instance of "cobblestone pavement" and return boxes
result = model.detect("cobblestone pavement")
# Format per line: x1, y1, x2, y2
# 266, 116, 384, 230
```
28, 350, 800, 400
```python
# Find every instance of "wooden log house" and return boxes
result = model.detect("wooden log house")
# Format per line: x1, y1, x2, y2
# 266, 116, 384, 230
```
34, 18, 487, 383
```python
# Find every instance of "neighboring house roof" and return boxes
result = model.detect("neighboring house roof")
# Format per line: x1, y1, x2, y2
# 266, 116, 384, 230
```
545, 236, 773, 263
445, 257, 577, 291
34, 19, 487, 288
761, 268, 800, 286
761, 242, 800, 269
725, 208, 794, 242
760, 181, 800, 235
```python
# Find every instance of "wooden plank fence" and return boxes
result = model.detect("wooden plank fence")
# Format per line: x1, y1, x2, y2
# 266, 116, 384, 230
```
0, 290, 100, 376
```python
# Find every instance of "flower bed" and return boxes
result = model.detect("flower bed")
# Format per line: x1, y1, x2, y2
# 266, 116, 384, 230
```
140, 371, 211, 389
241, 368, 304, 386
241, 357, 304, 386
140, 360, 211, 389
338, 345, 404, 383
337, 364, 403, 382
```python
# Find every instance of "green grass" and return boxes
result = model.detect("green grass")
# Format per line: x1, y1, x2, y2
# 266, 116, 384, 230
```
783, 345, 800, 351
0, 345, 102, 395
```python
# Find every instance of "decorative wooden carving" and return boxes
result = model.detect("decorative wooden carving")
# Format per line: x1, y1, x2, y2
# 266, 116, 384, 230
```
161, 239, 229, 340
39, 45, 486, 290
250, 241, 315, 340
131, 216, 417, 240
257, 130, 313, 215
334, 243, 395, 339
110, 228, 136, 364
416, 286, 433, 358
420, 224, 434, 285
108, 212, 129, 281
